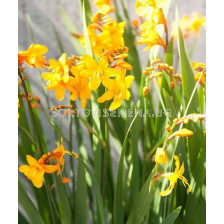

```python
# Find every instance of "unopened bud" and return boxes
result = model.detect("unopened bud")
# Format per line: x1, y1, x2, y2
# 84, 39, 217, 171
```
170, 82, 175, 88
34, 96, 40, 103
165, 124, 171, 132
143, 86, 149, 96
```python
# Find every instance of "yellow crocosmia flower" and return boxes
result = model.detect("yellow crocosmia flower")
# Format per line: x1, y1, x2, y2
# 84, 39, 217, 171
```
138, 23, 166, 50
155, 147, 168, 164
81, 17, 125, 58
69, 66, 91, 108
151, 8, 167, 27
136, 0, 156, 18
168, 128, 194, 141
98, 20, 126, 50
192, 62, 206, 86
50, 138, 71, 174
189, 12, 206, 36
81, 55, 121, 90
136, 0, 166, 19
42, 53, 70, 101
98, 69, 134, 110
94, 0, 114, 14
171, 13, 206, 39
18, 43, 48, 68
157, 155, 191, 196
19, 155, 59, 188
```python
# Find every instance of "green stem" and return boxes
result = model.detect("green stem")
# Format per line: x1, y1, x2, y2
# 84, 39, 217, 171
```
18, 126, 38, 149
40, 104, 69, 144
19, 71, 43, 154
44, 177, 57, 224
75, 109, 107, 148
141, 97, 149, 185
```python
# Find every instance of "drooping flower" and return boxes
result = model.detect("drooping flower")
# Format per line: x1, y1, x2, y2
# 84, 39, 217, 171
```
135, 0, 167, 51
97, 69, 134, 110
154, 147, 168, 164
50, 138, 75, 174
42, 53, 70, 101
156, 155, 191, 196
19, 155, 59, 188
18, 43, 48, 68
138, 23, 166, 50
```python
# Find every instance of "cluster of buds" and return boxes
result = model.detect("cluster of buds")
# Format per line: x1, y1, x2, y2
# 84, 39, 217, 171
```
173, 113, 206, 125
67, 55, 83, 68
143, 59, 174, 79
91, 12, 113, 30
102, 47, 133, 70
103, 47, 128, 62
19, 92, 32, 101
49, 104, 76, 115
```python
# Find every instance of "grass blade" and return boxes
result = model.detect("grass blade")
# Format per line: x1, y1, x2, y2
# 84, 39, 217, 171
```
18, 180, 45, 224
162, 206, 182, 224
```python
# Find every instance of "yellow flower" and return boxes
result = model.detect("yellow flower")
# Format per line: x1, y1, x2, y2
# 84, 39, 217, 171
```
18, 43, 48, 68
168, 128, 194, 141
189, 12, 206, 36
171, 13, 206, 38
42, 53, 70, 101
80, 15, 125, 58
68, 66, 91, 108
157, 155, 191, 196
19, 155, 59, 188
192, 62, 206, 86
81, 55, 121, 90
136, 0, 166, 19
50, 138, 72, 174
138, 22, 166, 51
94, 0, 114, 14
97, 69, 134, 110
155, 148, 168, 164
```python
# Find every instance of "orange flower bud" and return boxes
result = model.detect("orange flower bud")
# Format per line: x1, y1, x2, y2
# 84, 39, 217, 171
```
132, 19, 139, 28
62, 178, 70, 184
116, 61, 133, 70
31, 103, 41, 109
168, 128, 194, 141
165, 124, 171, 132
34, 96, 40, 103
170, 82, 175, 88
143, 86, 149, 96
69, 104, 73, 109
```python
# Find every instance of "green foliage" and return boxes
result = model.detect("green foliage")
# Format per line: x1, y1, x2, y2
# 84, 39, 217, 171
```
18, 2, 206, 224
